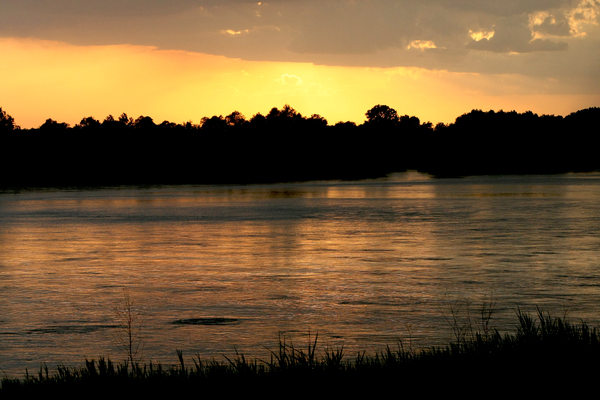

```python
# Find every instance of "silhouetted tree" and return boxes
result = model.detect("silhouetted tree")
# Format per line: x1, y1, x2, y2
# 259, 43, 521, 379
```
267, 104, 303, 124
133, 116, 156, 130
365, 104, 399, 124
434, 122, 448, 131
335, 121, 356, 128
225, 111, 246, 127
159, 120, 177, 129
101, 114, 130, 131
279, 104, 300, 119
77, 116, 101, 129
183, 120, 198, 130
308, 114, 328, 128
249, 112, 267, 131
421, 121, 433, 130
119, 113, 134, 126
3, 103, 599, 190
0, 107, 17, 131
200, 115, 227, 132
250, 112, 266, 124
398, 115, 420, 128
563, 107, 600, 171
39, 118, 69, 131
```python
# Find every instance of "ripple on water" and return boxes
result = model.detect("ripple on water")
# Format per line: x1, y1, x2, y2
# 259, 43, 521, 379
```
26, 325, 117, 335
171, 318, 241, 326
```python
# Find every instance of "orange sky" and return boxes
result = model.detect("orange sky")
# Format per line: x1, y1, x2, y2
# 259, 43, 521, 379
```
2, 37, 597, 129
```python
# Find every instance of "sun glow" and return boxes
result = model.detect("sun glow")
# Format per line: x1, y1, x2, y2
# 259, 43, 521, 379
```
0, 37, 595, 129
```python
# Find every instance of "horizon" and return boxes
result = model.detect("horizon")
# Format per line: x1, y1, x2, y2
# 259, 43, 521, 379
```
2, 100, 596, 131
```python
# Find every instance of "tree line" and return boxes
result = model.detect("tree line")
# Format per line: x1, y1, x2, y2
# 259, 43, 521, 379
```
0, 104, 599, 188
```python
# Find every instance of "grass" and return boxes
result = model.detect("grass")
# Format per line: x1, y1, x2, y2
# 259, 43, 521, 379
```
2, 309, 599, 396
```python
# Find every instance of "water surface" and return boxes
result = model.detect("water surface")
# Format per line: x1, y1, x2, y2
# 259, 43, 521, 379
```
1, 172, 600, 376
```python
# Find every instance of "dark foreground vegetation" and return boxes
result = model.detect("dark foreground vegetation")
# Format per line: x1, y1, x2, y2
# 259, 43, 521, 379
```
2, 310, 599, 396
1, 105, 599, 189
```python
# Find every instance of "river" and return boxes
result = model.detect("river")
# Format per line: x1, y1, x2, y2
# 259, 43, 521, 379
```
1, 172, 600, 376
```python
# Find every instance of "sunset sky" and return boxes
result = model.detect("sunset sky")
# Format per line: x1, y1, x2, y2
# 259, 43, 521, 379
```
1, 0, 599, 128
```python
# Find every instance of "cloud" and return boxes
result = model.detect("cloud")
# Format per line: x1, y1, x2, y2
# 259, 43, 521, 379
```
0, 0, 598, 85
531, 13, 572, 37
407, 40, 438, 51
278, 74, 304, 86
568, 0, 600, 36
467, 14, 568, 53
222, 29, 250, 36
469, 30, 495, 41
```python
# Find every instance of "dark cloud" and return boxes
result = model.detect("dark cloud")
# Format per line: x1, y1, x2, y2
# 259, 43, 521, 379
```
285, 2, 415, 54
0, 0, 597, 83
441, 0, 569, 16
467, 15, 568, 53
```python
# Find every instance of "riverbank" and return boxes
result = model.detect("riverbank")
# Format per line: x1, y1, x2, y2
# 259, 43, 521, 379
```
2, 310, 598, 396
2, 106, 599, 189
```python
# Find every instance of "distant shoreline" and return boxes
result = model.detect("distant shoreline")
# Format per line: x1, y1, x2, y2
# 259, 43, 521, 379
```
2, 105, 599, 189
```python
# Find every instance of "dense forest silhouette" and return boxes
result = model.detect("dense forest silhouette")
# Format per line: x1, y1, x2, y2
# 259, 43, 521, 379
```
1, 104, 599, 188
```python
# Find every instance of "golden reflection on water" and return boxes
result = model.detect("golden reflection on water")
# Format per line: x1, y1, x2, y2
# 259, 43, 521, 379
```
1, 173, 600, 376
